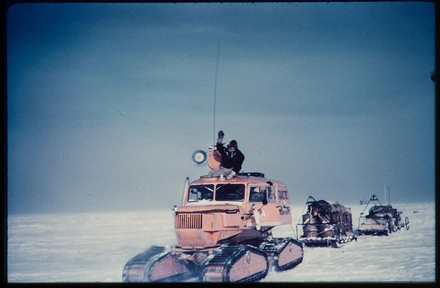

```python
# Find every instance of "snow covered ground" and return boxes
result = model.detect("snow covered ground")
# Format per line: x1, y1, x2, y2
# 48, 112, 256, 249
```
7, 202, 435, 282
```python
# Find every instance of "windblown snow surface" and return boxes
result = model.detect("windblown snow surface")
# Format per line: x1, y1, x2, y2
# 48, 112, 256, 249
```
7, 202, 435, 283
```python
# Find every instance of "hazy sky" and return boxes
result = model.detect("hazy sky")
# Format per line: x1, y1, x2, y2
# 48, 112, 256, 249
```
7, 2, 435, 215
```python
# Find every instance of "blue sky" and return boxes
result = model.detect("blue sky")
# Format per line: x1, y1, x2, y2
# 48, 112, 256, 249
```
7, 2, 435, 214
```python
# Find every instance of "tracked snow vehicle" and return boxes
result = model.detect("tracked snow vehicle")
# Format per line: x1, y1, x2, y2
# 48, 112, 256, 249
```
357, 195, 410, 236
122, 149, 303, 282
296, 196, 356, 248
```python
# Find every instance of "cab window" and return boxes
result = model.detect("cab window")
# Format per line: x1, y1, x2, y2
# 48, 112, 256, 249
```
249, 186, 266, 202
215, 184, 245, 201
188, 185, 214, 202
249, 186, 276, 203
267, 186, 276, 203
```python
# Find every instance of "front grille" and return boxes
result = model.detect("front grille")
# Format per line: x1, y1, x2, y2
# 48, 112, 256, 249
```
175, 213, 202, 229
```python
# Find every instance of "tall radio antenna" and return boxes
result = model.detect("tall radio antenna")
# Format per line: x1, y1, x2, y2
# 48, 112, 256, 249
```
213, 39, 221, 144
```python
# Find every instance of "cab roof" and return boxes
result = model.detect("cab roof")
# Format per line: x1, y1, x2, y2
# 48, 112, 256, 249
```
190, 172, 285, 186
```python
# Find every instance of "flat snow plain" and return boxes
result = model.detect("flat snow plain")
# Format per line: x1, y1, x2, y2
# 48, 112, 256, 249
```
7, 202, 435, 282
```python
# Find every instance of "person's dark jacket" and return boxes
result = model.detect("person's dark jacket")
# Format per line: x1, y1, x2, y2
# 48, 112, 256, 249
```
216, 142, 245, 174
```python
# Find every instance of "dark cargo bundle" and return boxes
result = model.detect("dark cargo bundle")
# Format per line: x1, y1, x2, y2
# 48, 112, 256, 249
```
296, 196, 356, 248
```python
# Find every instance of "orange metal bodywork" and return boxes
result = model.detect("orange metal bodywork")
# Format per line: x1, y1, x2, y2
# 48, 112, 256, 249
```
207, 148, 222, 170
174, 175, 293, 249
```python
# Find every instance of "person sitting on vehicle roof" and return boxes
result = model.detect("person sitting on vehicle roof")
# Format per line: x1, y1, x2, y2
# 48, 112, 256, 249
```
207, 130, 245, 180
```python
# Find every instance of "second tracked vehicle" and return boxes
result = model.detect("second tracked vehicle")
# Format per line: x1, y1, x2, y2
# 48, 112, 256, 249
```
122, 148, 303, 282
357, 195, 410, 236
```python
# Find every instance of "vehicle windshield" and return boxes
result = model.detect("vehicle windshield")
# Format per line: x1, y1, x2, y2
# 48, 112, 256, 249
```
188, 185, 214, 202
187, 183, 245, 203
215, 184, 245, 201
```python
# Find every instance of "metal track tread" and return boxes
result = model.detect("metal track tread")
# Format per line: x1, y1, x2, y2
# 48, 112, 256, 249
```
123, 246, 167, 282
260, 237, 303, 271
200, 245, 269, 282
122, 246, 196, 282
